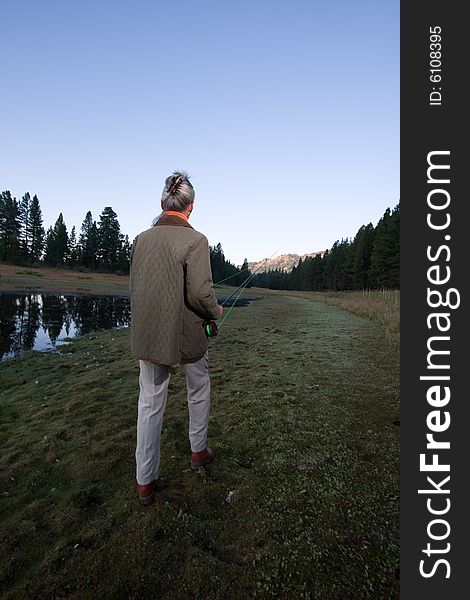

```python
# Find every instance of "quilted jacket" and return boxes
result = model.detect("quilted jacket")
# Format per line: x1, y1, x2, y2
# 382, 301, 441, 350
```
130, 212, 220, 365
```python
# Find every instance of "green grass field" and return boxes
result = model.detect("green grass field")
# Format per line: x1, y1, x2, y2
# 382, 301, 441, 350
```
0, 291, 399, 599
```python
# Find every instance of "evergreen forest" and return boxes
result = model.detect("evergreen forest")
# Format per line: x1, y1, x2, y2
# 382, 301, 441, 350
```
1, 191, 399, 290
0, 191, 130, 273
250, 204, 400, 291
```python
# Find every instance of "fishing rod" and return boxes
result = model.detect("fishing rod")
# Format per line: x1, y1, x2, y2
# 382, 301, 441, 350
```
203, 251, 278, 337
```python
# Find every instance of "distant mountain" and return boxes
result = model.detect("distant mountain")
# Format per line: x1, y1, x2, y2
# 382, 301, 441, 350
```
244, 251, 326, 273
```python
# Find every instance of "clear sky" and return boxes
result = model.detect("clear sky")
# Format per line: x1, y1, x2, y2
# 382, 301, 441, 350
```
1, 0, 399, 266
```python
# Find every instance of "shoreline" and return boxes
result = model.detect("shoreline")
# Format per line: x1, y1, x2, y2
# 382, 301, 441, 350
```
0, 287, 131, 298
0, 263, 130, 296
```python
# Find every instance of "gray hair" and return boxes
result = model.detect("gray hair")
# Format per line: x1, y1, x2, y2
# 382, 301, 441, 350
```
152, 171, 195, 226
161, 170, 194, 211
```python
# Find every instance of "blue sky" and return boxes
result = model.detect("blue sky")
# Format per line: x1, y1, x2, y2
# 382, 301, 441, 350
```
1, 0, 399, 265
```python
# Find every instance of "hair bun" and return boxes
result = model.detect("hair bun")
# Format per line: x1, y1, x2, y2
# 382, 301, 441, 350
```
160, 170, 194, 215
165, 171, 190, 196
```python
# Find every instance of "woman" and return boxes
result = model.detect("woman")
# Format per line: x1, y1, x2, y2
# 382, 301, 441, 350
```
130, 171, 223, 505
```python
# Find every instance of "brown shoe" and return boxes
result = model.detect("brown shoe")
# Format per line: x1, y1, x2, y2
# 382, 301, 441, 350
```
137, 479, 157, 506
191, 447, 215, 470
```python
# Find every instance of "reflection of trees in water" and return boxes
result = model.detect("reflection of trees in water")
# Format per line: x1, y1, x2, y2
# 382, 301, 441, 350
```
0, 294, 41, 357
41, 294, 69, 345
0, 293, 131, 359
19, 295, 41, 349
0, 295, 22, 356
66, 295, 131, 335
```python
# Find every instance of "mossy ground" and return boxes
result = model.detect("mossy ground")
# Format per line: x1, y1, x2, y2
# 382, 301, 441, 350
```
0, 293, 399, 599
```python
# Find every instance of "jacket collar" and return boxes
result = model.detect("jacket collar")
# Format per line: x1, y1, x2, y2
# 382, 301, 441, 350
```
165, 210, 188, 221
155, 212, 193, 229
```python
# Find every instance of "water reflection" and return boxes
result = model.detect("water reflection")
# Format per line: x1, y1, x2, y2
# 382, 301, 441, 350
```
0, 293, 131, 360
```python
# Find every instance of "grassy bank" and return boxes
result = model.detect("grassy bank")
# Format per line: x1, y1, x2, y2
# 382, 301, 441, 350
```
0, 263, 129, 296
1, 293, 399, 598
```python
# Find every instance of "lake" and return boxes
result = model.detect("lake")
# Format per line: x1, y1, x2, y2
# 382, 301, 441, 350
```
0, 293, 131, 360
0, 292, 260, 360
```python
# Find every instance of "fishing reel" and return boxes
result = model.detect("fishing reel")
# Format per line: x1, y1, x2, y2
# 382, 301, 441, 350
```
203, 320, 219, 337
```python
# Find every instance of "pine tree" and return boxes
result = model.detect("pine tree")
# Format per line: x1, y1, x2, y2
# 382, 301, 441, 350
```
320, 250, 330, 289
54, 213, 69, 266
18, 192, 31, 261
44, 227, 55, 265
44, 213, 69, 266
209, 243, 241, 284
78, 211, 99, 269
119, 234, 131, 273
28, 195, 45, 263
239, 259, 251, 287
300, 257, 316, 291
209, 243, 225, 282
97, 207, 121, 271
324, 239, 353, 290
369, 204, 400, 288
251, 267, 290, 290
309, 254, 325, 291
0, 191, 21, 262
291, 259, 303, 290
352, 224, 375, 289
68, 226, 79, 268
342, 240, 355, 290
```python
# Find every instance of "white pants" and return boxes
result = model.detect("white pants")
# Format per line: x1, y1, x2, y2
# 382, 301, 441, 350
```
135, 352, 211, 485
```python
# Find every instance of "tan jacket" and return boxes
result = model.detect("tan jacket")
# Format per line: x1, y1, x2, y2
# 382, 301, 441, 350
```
130, 213, 220, 365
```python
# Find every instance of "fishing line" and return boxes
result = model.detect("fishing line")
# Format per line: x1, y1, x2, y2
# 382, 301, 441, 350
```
203, 250, 278, 337
217, 283, 249, 328
213, 266, 252, 286
219, 250, 278, 308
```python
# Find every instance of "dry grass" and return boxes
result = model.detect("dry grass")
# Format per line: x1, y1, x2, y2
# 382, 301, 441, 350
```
251, 288, 400, 351
310, 290, 399, 350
